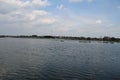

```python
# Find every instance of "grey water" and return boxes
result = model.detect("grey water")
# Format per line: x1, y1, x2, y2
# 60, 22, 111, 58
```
0, 38, 120, 80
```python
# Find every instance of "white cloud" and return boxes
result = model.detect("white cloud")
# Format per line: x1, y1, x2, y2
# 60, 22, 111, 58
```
57, 4, 65, 10
68, 0, 93, 3
0, 0, 58, 30
0, 8, 119, 37
0, 0, 50, 7
0, 0, 52, 22
0, 0, 50, 14
32, 0, 50, 7
95, 19, 102, 24
26, 10, 49, 20
68, 0, 83, 3
0, 0, 119, 37
0, 0, 23, 6
50, 13, 118, 37
40, 18, 57, 24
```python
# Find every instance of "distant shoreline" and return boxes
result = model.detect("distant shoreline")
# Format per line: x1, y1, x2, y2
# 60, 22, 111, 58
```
0, 35, 120, 42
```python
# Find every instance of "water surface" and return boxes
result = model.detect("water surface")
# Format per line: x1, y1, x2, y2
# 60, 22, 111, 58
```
0, 38, 120, 80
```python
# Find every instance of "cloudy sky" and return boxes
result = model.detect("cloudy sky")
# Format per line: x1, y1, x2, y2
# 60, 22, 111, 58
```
0, 0, 120, 37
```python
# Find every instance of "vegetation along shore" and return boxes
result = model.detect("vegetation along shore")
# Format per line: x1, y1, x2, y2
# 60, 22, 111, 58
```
0, 35, 120, 42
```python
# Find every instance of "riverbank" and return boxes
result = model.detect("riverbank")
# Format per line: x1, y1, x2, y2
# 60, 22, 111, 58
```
0, 35, 120, 42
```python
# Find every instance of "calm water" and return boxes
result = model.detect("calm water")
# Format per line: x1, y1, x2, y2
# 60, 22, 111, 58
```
0, 38, 120, 80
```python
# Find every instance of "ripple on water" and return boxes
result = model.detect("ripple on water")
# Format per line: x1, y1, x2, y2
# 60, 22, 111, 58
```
0, 38, 120, 80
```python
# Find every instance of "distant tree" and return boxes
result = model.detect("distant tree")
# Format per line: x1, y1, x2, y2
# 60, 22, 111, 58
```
110, 37, 116, 41
80, 37, 86, 40
0, 35, 5, 38
103, 36, 110, 41
31, 35, 38, 37
87, 37, 91, 40
43, 35, 54, 38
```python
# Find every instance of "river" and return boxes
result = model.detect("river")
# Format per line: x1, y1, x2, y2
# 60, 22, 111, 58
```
0, 38, 120, 80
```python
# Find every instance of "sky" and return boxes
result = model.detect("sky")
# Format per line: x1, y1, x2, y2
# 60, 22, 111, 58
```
0, 0, 120, 37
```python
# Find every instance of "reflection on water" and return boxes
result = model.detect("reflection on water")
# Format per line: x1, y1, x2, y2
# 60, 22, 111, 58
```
0, 38, 120, 80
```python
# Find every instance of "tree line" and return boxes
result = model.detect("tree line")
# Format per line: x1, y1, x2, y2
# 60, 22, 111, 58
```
0, 35, 120, 42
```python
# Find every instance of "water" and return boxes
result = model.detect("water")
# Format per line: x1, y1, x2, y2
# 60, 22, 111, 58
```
0, 38, 120, 80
